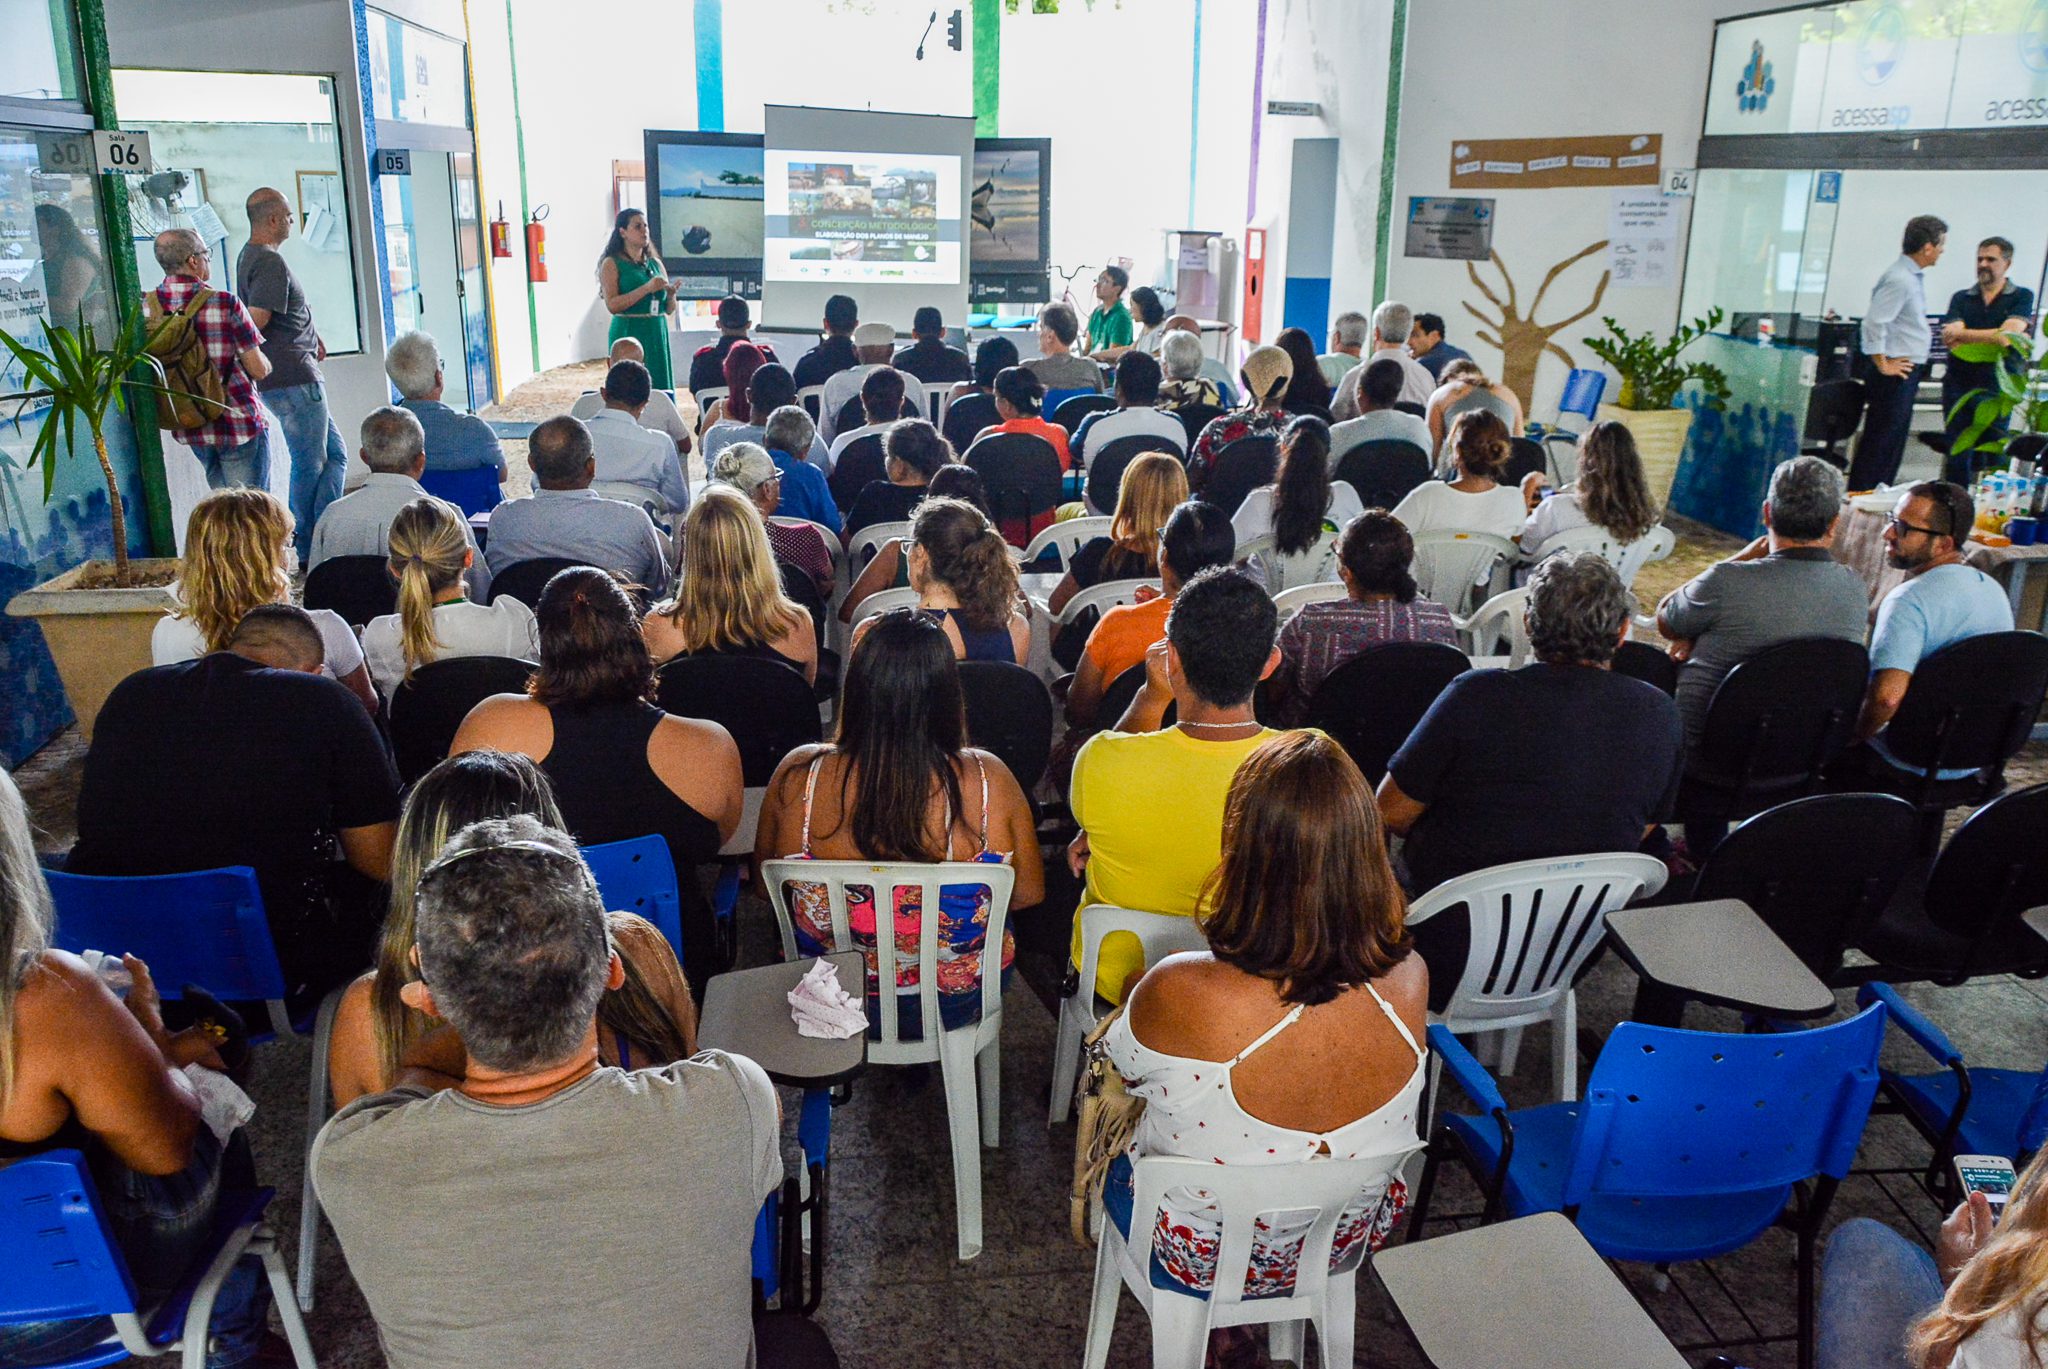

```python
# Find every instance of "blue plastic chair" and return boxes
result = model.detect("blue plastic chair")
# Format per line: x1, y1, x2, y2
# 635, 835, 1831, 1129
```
418, 463, 504, 517
1857, 983, 2048, 1200
1413, 1005, 1887, 1369
579, 835, 685, 970
43, 868, 300, 1039
0, 1149, 315, 1367
752, 1088, 836, 1312
1558, 367, 1606, 423
1041, 385, 1093, 427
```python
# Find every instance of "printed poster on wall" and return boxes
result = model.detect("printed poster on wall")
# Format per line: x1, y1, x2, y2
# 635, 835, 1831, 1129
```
1447, 134, 1660, 190
1607, 191, 1678, 288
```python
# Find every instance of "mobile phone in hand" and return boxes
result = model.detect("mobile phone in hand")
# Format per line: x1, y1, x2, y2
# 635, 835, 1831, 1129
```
1953, 1154, 2018, 1219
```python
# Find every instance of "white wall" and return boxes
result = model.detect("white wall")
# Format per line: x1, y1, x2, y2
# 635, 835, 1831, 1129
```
1385, 0, 1753, 419
103, 0, 393, 441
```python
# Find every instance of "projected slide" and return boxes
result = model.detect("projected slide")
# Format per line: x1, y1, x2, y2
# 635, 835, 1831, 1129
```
654, 140, 764, 262
764, 151, 962, 284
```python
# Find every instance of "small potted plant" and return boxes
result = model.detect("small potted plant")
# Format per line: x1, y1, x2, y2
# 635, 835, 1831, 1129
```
3, 309, 180, 737
1582, 309, 1732, 505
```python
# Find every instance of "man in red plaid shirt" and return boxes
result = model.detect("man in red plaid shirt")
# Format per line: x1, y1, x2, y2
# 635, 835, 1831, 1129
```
150, 229, 273, 489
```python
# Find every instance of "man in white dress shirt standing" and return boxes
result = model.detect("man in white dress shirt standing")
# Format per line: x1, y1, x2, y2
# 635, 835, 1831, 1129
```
1848, 214, 1946, 493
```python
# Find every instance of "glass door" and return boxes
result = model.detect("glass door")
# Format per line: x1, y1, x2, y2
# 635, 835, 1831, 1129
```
451, 152, 494, 406
378, 151, 473, 409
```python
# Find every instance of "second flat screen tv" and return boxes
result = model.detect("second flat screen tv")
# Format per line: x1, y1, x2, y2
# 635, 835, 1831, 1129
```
968, 137, 1050, 305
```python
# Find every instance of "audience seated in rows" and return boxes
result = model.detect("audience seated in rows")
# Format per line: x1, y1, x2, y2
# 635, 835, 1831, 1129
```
704, 362, 831, 474
571, 337, 691, 454
1408, 311, 1472, 381
1377, 553, 1681, 1011
0, 767, 287, 1367
587, 359, 690, 517
1188, 344, 1293, 490
891, 305, 972, 387
483, 416, 671, 597
1268, 511, 1459, 725
792, 292, 862, 391
1069, 350, 1187, 471
975, 366, 1073, 471
830, 365, 912, 465
386, 331, 506, 480
713, 442, 835, 600
1317, 309, 1369, 388
759, 400, 840, 531
1519, 420, 1659, 559
1234, 417, 1363, 591
840, 464, 991, 620
1333, 302, 1434, 419
1157, 329, 1223, 414
644, 486, 819, 686
851, 496, 1028, 665
1047, 452, 1188, 615
1331, 356, 1434, 457
1104, 731, 1424, 1336
943, 336, 1018, 454
362, 497, 537, 700
311, 814, 777, 1368
1065, 500, 1236, 728
695, 337, 768, 436
154, 488, 376, 710
451, 568, 741, 996
821, 323, 925, 444
1068, 567, 1283, 1002
1427, 357, 1524, 458
1274, 326, 1336, 421
75, 604, 400, 1009
845, 418, 952, 541
755, 610, 1044, 1029
688, 293, 778, 396
1852, 480, 2017, 780
309, 406, 489, 598
1657, 455, 1869, 754
1390, 409, 1527, 539
1024, 301, 1105, 395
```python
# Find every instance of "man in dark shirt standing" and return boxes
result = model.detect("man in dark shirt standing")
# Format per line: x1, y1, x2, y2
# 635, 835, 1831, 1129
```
686, 294, 777, 396
891, 306, 972, 387
1378, 553, 1681, 1010
239, 187, 350, 564
792, 294, 862, 390
69, 605, 400, 1010
1939, 236, 2036, 484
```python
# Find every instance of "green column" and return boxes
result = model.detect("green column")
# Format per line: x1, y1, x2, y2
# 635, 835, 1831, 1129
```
73, 0, 176, 557
973, 0, 1000, 135
1372, 0, 1407, 307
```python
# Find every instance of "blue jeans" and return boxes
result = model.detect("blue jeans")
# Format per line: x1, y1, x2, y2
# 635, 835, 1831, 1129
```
266, 381, 348, 562
190, 431, 270, 491
0, 1130, 270, 1368
1815, 1218, 1942, 1369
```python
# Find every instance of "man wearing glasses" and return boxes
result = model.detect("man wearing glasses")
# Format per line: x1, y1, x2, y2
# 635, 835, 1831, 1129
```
1856, 480, 2013, 774
147, 228, 273, 489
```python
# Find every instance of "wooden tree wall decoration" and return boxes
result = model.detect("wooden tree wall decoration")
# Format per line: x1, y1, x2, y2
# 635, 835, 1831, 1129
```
1463, 241, 1611, 413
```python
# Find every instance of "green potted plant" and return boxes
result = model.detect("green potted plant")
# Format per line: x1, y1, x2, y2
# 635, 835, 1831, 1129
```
1946, 331, 2047, 474
2, 308, 180, 737
1582, 308, 1733, 505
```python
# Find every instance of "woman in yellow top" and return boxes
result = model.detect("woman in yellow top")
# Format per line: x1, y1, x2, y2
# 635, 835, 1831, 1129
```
598, 209, 678, 390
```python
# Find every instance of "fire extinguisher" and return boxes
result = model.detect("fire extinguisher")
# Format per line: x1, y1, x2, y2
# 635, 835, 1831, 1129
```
525, 204, 549, 283
489, 201, 512, 259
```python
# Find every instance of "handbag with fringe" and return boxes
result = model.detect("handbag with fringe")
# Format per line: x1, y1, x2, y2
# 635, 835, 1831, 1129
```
1068, 1005, 1146, 1247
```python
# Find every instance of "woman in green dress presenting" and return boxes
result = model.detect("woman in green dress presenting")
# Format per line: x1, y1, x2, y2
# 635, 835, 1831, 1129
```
598, 208, 678, 389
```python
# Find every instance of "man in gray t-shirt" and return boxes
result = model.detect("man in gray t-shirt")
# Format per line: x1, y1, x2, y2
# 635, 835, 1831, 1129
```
1024, 301, 1106, 394
238, 186, 350, 561
312, 816, 781, 1369
1657, 456, 1871, 752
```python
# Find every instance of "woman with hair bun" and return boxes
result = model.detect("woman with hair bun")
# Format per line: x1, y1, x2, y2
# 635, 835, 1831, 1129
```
361, 497, 536, 699
1267, 510, 1459, 724
851, 496, 1029, 664
1390, 409, 1528, 539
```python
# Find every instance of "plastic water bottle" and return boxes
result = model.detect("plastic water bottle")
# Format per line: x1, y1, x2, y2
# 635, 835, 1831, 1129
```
1756, 316, 1774, 348
77, 948, 132, 999
2031, 474, 2047, 520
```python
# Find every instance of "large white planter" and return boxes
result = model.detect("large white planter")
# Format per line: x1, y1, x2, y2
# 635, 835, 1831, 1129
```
7, 560, 177, 739
1597, 404, 1695, 510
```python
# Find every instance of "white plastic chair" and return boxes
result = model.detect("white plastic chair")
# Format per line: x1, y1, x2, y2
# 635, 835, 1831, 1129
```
1409, 530, 1517, 617
693, 385, 729, 418
1048, 905, 1209, 1124
780, 516, 845, 586
760, 859, 1016, 1260
1047, 578, 1162, 683
1525, 522, 1677, 591
296, 983, 349, 1310
1408, 852, 1668, 1106
1019, 515, 1111, 571
840, 520, 912, 596
1083, 1151, 1418, 1369
1272, 582, 1349, 617
850, 586, 921, 635
1241, 531, 1342, 595
1452, 586, 1530, 664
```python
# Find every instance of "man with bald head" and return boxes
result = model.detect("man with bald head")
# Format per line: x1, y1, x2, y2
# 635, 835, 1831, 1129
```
147, 227, 272, 488
239, 186, 349, 562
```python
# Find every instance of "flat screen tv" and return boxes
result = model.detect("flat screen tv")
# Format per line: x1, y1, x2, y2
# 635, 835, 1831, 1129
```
968, 137, 1050, 305
643, 129, 765, 298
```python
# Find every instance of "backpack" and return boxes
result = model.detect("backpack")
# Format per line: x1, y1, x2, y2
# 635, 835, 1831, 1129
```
142, 288, 232, 431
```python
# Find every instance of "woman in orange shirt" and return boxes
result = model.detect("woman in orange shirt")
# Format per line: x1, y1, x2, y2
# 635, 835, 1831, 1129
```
970, 366, 1073, 472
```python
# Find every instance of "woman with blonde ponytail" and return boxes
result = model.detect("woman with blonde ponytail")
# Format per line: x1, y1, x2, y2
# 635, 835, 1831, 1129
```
852, 495, 1029, 663
361, 497, 535, 699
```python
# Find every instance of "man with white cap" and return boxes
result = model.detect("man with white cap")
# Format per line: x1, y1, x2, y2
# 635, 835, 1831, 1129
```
819, 321, 925, 443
